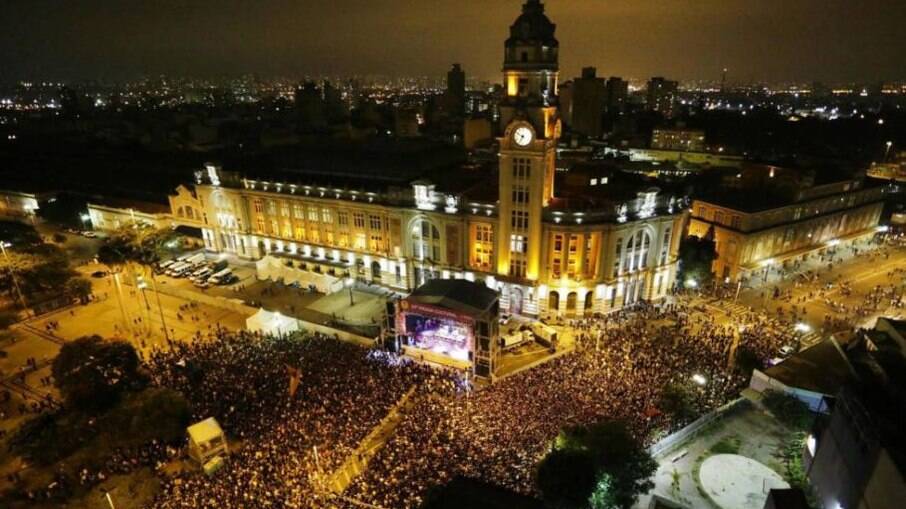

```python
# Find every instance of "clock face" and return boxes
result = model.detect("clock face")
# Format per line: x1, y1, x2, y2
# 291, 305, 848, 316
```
513, 127, 533, 146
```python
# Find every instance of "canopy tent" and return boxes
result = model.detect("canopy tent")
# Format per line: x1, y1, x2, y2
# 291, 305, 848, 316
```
255, 254, 345, 294
246, 308, 301, 336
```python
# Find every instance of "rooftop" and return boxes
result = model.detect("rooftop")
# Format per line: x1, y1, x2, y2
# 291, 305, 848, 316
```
409, 279, 498, 317
762, 339, 857, 395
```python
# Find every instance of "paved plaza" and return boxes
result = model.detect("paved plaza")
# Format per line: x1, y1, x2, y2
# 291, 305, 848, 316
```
700, 454, 789, 509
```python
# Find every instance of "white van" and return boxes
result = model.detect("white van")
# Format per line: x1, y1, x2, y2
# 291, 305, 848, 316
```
191, 267, 214, 282
208, 268, 233, 285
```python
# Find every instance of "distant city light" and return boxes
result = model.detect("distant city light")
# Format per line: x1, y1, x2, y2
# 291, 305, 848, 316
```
692, 374, 707, 386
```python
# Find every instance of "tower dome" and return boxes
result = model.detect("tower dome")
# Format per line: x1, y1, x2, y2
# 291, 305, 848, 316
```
505, 0, 559, 70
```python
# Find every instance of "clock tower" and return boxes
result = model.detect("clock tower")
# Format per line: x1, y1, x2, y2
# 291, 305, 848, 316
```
497, 0, 560, 283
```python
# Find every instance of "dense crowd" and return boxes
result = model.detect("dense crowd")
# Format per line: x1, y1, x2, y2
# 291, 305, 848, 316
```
341, 302, 796, 508
146, 330, 453, 509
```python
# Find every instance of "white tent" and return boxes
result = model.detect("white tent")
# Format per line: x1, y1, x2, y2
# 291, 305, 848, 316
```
255, 255, 344, 293
246, 308, 301, 336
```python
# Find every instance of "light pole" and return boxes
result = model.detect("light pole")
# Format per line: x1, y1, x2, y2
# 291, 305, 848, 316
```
346, 277, 355, 306
885, 141, 894, 162
0, 241, 29, 315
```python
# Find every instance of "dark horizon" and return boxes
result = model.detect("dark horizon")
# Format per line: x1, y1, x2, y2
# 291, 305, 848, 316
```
2, 0, 906, 84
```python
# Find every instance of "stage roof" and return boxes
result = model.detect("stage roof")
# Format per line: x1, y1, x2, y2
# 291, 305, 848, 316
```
408, 279, 498, 317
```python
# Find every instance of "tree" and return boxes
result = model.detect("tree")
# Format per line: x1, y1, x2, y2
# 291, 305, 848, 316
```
677, 234, 717, 288
537, 449, 599, 509
63, 277, 92, 303
588, 474, 620, 509
539, 421, 657, 509
658, 382, 697, 423
734, 345, 762, 377
51, 336, 145, 412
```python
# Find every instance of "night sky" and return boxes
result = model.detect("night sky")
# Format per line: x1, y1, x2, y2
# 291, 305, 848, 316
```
3, 0, 905, 83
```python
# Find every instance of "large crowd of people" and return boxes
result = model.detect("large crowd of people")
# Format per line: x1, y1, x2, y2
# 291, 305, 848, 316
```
122, 297, 802, 509
146, 330, 454, 509
340, 301, 795, 508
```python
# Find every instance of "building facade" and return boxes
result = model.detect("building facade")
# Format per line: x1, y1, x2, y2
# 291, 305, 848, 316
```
174, 1, 684, 318
688, 168, 887, 282
651, 128, 706, 152
646, 77, 678, 117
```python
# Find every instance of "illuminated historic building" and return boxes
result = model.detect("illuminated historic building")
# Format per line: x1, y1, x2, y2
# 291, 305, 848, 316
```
174, 0, 685, 317
688, 164, 888, 282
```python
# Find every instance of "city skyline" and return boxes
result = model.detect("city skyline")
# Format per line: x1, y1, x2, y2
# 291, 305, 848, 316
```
2, 0, 906, 83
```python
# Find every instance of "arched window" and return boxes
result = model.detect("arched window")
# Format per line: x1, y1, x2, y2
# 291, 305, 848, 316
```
566, 292, 578, 316
411, 219, 441, 261
623, 230, 652, 272
549, 291, 560, 312
584, 291, 594, 313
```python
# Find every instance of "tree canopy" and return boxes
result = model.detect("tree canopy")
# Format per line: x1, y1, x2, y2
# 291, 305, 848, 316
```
538, 420, 657, 509
51, 335, 145, 412
677, 234, 717, 288
97, 227, 179, 269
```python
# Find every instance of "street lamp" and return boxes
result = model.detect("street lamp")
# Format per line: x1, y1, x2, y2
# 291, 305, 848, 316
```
685, 278, 698, 289
885, 141, 894, 162
692, 374, 707, 386
794, 322, 812, 333
80, 213, 91, 230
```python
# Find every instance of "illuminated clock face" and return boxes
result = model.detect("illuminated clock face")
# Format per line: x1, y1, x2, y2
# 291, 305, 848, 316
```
513, 127, 533, 146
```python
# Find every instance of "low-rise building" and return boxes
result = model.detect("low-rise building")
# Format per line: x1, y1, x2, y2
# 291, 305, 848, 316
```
0, 189, 46, 222
87, 198, 172, 231
651, 128, 706, 152
688, 165, 888, 282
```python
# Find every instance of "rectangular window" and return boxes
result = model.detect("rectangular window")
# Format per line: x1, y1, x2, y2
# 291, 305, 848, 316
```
511, 210, 529, 230
321, 208, 332, 224
370, 233, 383, 252
281, 201, 290, 217
553, 234, 563, 252
512, 186, 529, 205
473, 224, 493, 269
282, 221, 292, 238
660, 228, 672, 265
267, 200, 277, 215
293, 204, 304, 219
270, 219, 278, 235
354, 233, 366, 250
308, 207, 319, 222
338, 212, 349, 227
369, 215, 382, 230
353, 213, 365, 229
513, 158, 532, 179
613, 238, 622, 277
254, 199, 264, 214
256, 216, 266, 233
509, 258, 526, 278
294, 225, 305, 240
510, 234, 527, 254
